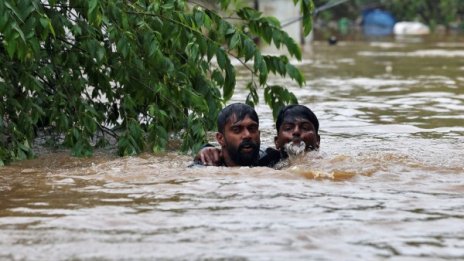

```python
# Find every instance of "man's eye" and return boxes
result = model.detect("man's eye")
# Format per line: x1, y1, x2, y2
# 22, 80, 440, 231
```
231, 127, 241, 133
301, 124, 312, 131
283, 125, 293, 131
248, 125, 258, 132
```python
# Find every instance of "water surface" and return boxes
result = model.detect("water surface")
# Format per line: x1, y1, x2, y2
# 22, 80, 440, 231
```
1, 37, 463, 260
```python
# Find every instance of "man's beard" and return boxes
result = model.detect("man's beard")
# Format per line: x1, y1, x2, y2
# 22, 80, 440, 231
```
226, 140, 260, 166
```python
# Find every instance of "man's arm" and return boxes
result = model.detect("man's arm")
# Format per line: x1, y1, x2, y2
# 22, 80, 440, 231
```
193, 145, 222, 166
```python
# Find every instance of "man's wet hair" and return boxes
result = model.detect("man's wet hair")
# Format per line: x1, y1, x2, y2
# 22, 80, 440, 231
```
217, 103, 259, 133
276, 105, 319, 133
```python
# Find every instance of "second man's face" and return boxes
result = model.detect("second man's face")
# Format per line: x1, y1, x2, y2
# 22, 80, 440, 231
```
218, 115, 261, 166
275, 117, 320, 152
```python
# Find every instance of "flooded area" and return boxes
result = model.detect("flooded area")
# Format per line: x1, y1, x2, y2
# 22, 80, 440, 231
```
1, 36, 464, 260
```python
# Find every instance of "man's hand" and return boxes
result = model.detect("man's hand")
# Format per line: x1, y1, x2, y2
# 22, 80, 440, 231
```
194, 147, 222, 166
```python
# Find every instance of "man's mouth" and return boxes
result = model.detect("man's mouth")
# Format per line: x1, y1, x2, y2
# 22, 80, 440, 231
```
239, 142, 257, 153
241, 146, 253, 152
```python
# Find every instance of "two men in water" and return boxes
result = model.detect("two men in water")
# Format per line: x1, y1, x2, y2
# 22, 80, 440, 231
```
193, 103, 320, 168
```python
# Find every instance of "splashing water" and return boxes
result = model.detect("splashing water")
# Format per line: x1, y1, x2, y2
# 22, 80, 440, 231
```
283, 140, 307, 157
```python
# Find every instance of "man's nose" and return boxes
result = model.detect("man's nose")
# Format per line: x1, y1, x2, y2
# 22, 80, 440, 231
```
292, 126, 301, 136
242, 128, 251, 139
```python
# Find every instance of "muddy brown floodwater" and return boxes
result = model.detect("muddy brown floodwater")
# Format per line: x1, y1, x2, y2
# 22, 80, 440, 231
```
1, 36, 464, 260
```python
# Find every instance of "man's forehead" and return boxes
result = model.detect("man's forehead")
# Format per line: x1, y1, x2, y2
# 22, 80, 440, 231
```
283, 116, 311, 124
227, 114, 258, 126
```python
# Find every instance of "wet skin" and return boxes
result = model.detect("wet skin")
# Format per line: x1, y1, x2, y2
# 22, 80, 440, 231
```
274, 117, 320, 152
216, 115, 261, 167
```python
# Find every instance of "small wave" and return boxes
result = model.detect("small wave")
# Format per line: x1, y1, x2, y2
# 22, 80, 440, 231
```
359, 49, 464, 58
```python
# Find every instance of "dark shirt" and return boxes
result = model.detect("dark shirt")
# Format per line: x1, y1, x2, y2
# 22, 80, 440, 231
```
257, 147, 284, 167
189, 146, 286, 168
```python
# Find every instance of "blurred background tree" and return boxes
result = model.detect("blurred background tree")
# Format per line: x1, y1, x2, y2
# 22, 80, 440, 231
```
313, 0, 464, 31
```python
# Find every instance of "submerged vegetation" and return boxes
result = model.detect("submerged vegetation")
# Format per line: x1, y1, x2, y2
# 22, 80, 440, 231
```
0, 0, 314, 165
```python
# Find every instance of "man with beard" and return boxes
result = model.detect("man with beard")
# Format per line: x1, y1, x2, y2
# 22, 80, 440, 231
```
193, 104, 320, 168
193, 103, 263, 167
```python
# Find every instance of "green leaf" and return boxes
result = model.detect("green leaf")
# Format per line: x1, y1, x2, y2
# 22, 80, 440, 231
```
96, 46, 105, 63
12, 23, 26, 43
83, 115, 97, 133
116, 37, 129, 58
47, 18, 56, 37
223, 65, 235, 101
186, 42, 199, 62
194, 8, 204, 27
284, 35, 301, 60
0, 12, 9, 32
265, 16, 281, 27
5, 2, 23, 23
148, 37, 158, 57
229, 32, 241, 50
216, 48, 227, 70
300, 0, 314, 36
197, 36, 207, 56
39, 17, 48, 29
16, 148, 27, 161
207, 43, 216, 61
245, 82, 259, 106
254, 51, 263, 73
257, 55, 268, 85
156, 125, 168, 141
6, 41, 16, 58
272, 30, 282, 48
263, 26, 273, 43
243, 38, 255, 62
225, 27, 235, 36
161, 2, 175, 11
264, 85, 298, 119
203, 13, 212, 29
211, 69, 224, 85
89, 0, 98, 15
286, 64, 305, 86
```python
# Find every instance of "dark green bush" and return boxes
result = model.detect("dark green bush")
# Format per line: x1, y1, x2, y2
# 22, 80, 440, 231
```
0, 0, 314, 165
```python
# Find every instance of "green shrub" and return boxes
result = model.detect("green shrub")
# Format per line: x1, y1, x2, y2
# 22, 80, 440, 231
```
0, 0, 313, 164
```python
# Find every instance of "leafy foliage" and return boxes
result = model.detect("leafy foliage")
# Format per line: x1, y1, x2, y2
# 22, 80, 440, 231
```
0, 0, 314, 164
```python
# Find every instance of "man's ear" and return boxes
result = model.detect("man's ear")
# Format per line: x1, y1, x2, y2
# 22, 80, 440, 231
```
216, 132, 225, 147
316, 134, 321, 149
274, 136, 280, 150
